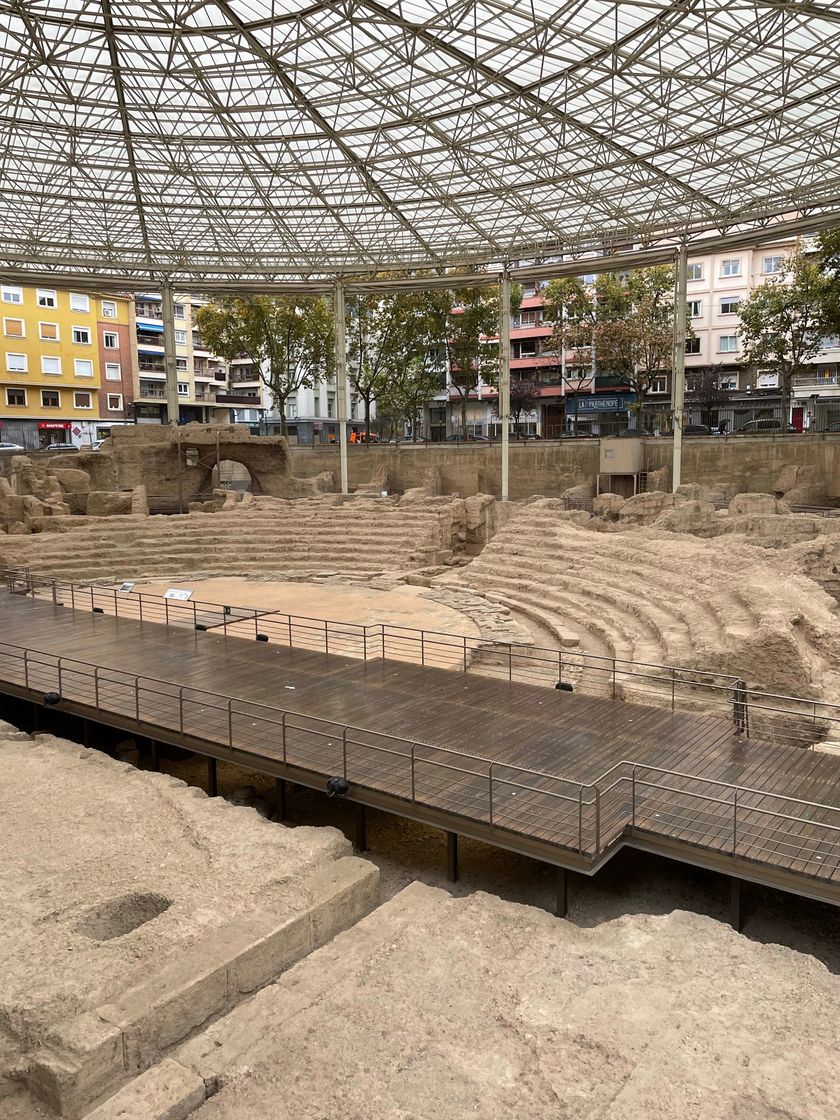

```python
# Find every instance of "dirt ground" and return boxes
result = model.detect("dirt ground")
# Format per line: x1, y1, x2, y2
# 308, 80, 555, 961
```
130, 577, 481, 639
191, 884, 840, 1120
0, 730, 349, 1056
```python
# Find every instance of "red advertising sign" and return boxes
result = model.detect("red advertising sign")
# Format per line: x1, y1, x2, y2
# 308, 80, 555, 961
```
38, 422, 71, 430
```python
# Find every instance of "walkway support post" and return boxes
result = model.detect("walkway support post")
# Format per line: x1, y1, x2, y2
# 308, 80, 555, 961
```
161, 278, 180, 427
671, 244, 688, 492
499, 268, 511, 502
556, 866, 568, 918
334, 280, 349, 495
447, 831, 459, 882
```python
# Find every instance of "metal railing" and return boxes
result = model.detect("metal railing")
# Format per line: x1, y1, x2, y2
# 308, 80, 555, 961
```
1, 634, 839, 881
6, 568, 840, 749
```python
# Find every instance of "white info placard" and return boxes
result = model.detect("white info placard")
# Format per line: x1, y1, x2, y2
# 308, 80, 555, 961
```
163, 588, 193, 601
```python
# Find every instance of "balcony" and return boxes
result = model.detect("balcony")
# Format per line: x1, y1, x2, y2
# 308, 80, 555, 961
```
139, 386, 166, 399
214, 392, 264, 406
793, 373, 840, 390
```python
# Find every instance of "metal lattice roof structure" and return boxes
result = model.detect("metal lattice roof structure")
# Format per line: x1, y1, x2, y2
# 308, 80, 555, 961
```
1, 1, 840, 286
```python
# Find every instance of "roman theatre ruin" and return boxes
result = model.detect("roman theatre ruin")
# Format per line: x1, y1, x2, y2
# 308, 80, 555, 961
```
3, 426, 840, 1117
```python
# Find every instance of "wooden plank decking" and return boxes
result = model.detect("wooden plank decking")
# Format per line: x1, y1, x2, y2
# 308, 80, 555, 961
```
2, 591, 840, 899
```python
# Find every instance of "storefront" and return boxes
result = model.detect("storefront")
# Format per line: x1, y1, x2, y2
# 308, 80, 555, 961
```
563, 392, 637, 435
38, 420, 73, 448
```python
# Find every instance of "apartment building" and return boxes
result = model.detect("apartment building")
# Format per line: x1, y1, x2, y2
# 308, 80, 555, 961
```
0, 284, 135, 449
256, 370, 372, 443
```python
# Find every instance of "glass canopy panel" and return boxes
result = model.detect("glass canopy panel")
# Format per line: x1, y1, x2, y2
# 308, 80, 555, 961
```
0, 0, 838, 281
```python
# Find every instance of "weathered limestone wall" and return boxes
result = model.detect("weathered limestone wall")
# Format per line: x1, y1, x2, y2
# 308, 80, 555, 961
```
289, 441, 601, 499
290, 436, 840, 501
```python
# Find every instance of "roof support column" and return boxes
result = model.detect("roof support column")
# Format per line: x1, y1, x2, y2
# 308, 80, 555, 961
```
334, 280, 349, 495
499, 268, 511, 502
671, 245, 688, 492
161, 279, 180, 427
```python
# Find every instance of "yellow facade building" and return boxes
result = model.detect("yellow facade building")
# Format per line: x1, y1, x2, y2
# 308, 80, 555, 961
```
0, 283, 133, 449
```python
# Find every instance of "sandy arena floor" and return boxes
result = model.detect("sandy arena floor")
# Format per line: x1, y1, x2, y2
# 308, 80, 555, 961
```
130, 578, 481, 639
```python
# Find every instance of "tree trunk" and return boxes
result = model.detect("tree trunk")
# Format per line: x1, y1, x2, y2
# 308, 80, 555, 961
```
460, 393, 468, 438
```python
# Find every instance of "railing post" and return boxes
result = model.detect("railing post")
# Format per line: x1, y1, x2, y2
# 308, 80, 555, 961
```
411, 743, 416, 803
595, 787, 601, 852
70, 584, 75, 610
93, 665, 99, 709
342, 726, 348, 778
508, 643, 512, 682
381, 625, 385, 660
135, 677, 140, 723
463, 635, 467, 673
631, 766, 636, 827
281, 710, 287, 763
325, 620, 329, 656
178, 686, 184, 734
114, 588, 118, 618
57, 657, 62, 695
23, 649, 28, 689
138, 594, 143, 623
165, 597, 169, 625
420, 631, 425, 666
733, 788, 738, 855
363, 627, 368, 661
227, 697, 233, 748
288, 616, 293, 648
90, 586, 94, 612
488, 762, 494, 830
671, 667, 676, 711
611, 658, 617, 700
193, 599, 197, 628
577, 786, 583, 853
51, 579, 57, 605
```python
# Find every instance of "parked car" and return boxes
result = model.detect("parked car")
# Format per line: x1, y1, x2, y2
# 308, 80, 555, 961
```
42, 443, 79, 453
732, 419, 796, 434
0, 441, 25, 451
445, 433, 489, 441
821, 422, 840, 433
683, 424, 711, 436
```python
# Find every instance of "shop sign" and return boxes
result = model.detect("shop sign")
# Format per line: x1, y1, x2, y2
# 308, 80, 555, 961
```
38, 421, 72, 430
572, 393, 636, 413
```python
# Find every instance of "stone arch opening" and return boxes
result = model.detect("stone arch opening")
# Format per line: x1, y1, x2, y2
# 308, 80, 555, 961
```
211, 459, 253, 493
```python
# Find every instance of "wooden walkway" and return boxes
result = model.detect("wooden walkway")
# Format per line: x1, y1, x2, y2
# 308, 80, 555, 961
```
2, 591, 840, 901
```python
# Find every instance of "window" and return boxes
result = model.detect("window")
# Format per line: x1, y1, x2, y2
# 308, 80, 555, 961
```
350, 397, 358, 419
719, 334, 738, 353
6, 387, 26, 406
756, 372, 779, 389
105, 362, 122, 381
719, 375, 738, 391
518, 309, 540, 326
174, 329, 187, 344
720, 259, 741, 277
177, 382, 189, 395
820, 335, 840, 350
73, 391, 92, 409
74, 359, 93, 377
286, 398, 297, 419
72, 326, 91, 344
3, 317, 24, 336
37, 289, 57, 308
688, 300, 702, 318
103, 331, 119, 349
39, 321, 59, 341
6, 352, 27, 372
174, 303, 185, 318
327, 394, 335, 418
107, 394, 123, 411
1, 285, 22, 304
687, 263, 703, 281
41, 390, 60, 408
101, 300, 117, 318
176, 357, 188, 372
763, 255, 783, 275
69, 292, 90, 312
720, 297, 741, 314
684, 338, 701, 355
650, 376, 668, 394
41, 356, 61, 375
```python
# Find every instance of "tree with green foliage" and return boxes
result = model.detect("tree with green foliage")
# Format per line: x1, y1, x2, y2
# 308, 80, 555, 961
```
376, 357, 446, 441
544, 266, 678, 430
738, 246, 832, 424
685, 365, 734, 431
347, 287, 450, 440
818, 227, 840, 332
491, 376, 540, 438
195, 295, 333, 435
444, 279, 521, 438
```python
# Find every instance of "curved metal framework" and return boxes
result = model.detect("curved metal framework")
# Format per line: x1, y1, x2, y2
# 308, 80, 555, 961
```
0, 1, 839, 287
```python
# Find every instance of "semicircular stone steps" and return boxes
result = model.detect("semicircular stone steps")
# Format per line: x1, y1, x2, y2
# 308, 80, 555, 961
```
0, 504, 454, 582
